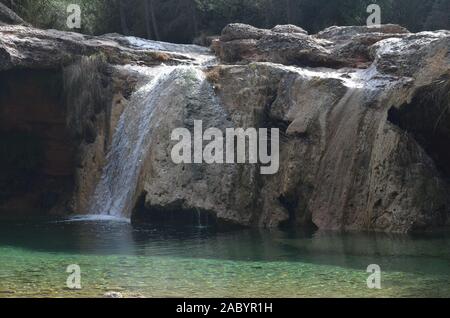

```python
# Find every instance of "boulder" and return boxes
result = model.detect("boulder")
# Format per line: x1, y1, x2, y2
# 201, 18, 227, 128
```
272, 24, 308, 35
0, 25, 195, 72
220, 23, 271, 42
214, 23, 415, 69
216, 24, 343, 67
315, 24, 409, 40
370, 31, 450, 77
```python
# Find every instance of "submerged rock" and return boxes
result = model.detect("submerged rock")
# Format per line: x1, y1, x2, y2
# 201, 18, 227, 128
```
103, 291, 124, 298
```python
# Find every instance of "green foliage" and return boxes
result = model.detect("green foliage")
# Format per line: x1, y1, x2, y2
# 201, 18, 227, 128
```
1, 0, 117, 34
1, 0, 448, 42
196, 0, 271, 30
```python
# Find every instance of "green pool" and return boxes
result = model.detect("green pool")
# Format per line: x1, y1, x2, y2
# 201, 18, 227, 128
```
0, 218, 449, 298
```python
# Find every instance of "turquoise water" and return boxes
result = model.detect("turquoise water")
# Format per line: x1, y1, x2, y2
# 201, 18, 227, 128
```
0, 219, 449, 298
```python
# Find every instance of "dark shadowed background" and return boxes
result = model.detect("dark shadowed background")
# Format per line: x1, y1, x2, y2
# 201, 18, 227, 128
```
1, 0, 449, 44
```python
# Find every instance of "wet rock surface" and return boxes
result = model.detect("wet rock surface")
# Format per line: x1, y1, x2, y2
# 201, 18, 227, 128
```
1, 20, 449, 233
0, 26, 196, 72
214, 23, 450, 73
139, 24, 450, 232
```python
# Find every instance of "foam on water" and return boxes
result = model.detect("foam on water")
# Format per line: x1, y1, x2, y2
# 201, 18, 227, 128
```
125, 36, 216, 66
88, 65, 210, 218
260, 62, 397, 89
89, 66, 175, 217
125, 36, 209, 55
58, 215, 131, 223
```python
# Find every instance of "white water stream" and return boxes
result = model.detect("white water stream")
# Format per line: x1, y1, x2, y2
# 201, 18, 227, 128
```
88, 38, 215, 218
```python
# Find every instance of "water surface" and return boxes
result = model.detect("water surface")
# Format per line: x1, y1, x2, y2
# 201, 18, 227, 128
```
0, 219, 449, 298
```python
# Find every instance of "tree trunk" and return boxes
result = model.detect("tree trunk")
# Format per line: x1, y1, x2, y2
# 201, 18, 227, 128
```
190, 0, 198, 39
119, 0, 129, 36
144, 0, 153, 39
149, 0, 160, 41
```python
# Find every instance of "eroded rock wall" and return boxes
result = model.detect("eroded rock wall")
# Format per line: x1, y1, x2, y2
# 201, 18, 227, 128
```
137, 25, 450, 233
1, 19, 449, 233
0, 69, 74, 217
0, 2, 209, 217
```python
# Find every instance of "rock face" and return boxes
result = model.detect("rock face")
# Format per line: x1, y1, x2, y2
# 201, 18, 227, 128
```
0, 23, 208, 217
137, 25, 450, 233
272, 24, 308, 35
0, 25, 194, 72
0, 19, 449, 233
214, 23, 411, 69
215, 23, 337, 67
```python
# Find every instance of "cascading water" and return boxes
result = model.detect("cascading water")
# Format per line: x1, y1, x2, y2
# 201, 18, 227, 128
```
89, 66, 206, 218
88, 39, 215, 218
89, 66, 172, 217
88, 34, 399, 221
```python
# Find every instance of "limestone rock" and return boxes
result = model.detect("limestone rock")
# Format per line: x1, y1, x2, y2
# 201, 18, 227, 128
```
137, 25, 450, 233
214, 23, 415, 69
0, 25, 194, 72
370, 31, 450, 77
315, 24, 409, 40
272, 24, 308, 35
1, 22, 449, 233
221, 23, 271, 42
216, 23, 340, 67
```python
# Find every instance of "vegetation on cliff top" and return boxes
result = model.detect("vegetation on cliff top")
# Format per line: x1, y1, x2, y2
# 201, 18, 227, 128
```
1, 0, 448, 43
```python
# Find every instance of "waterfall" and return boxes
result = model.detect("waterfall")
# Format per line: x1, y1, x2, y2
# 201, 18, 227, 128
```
88, 66, 172, 217
88, 63, 215, 218
85, 38, 216, 218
